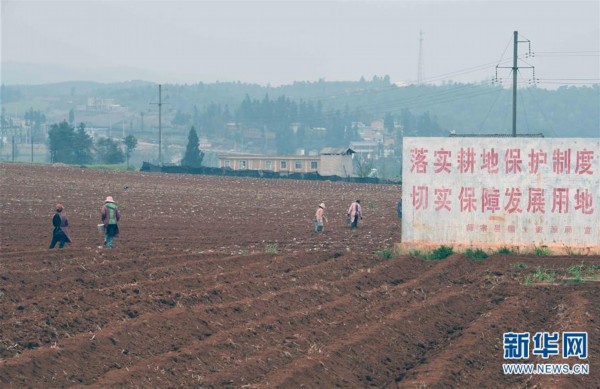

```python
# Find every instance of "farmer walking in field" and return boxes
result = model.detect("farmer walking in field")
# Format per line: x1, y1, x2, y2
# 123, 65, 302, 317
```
314, 202, 327, 233
49, 204, 71, 249
347, 199, 363, 229
101, 196, 120, 249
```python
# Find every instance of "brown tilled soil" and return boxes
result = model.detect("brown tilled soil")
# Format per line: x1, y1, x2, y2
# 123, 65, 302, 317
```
0, 163, 598, 388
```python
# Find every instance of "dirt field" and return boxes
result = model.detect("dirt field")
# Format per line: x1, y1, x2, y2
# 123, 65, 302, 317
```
1, 163, 598, 388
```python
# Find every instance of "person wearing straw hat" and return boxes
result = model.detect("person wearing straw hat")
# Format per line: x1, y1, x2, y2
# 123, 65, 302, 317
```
49, 203, 71, 249
314, 203, 327, 233
101, 196, 120, 248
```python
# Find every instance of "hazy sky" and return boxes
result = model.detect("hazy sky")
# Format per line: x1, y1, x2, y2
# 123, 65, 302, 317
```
2, 0, 599, 86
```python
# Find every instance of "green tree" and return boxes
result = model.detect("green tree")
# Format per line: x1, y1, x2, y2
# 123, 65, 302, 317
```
48, 120, 76, 163
354, 155, 375, 178
73, 123, 93, 164
68, 109, 75, 125
181, 126, 204, 168
123, 134, 138, 168
96, 138, 125, 164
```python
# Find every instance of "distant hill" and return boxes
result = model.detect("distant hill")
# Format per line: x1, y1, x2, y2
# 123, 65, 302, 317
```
2, 77, 598, 139
1, 62, 161, 85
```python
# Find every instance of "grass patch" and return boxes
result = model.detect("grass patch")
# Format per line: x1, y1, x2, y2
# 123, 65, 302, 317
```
512, 262, 528, 269
534, 246, 551, 256
562, 262, 600, 284
412, 245, 454, 260
429, 245, 454, 260
265, 244, 278, 254
465, 248, 489, 260
524, 266, 556, 285
376, 248, 394, 259
497, 246, 517, 255
567, 263, 585, 281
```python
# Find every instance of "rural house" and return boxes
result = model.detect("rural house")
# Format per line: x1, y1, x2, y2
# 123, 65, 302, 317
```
218, 147, 355, 177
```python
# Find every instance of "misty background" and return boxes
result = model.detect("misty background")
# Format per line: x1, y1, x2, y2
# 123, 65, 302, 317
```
1, 1, 598, 175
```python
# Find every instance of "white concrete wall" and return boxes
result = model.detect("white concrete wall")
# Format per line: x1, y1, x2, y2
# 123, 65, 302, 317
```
319, 155, 354, 177
402, 137, 599, 247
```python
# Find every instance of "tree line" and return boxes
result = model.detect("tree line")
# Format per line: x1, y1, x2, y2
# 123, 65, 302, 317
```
171, 94, 444, 154
48, 121, 137, 166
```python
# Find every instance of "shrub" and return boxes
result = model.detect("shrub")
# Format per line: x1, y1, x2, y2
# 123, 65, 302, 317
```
265, 244, 278, 254
567, 263, 585, 282
465, 248, 489, 260
534, 246, 551, 256
376, 248, 394, 259
497, 247, 517, 255
532, 266, 555, 283
428, 245, 454, 260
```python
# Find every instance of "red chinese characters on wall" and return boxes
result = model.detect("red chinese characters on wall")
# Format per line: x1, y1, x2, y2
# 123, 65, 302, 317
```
527, 188, 546, 214
411, 146, 594, 176
410, 148, 428, 173
504, 188, 523, 214
481, 148, 499, 173
575, 150, 594, 175
458, 147, 475, 173
528, 149, 547, 174
434, 188, 452, 211
551, 188, 569, 214
459, 187, 477, 212
433, 148, 452, 173
408, 145, 597, 228
481, 188, 500, 213
504, 148, 523, 174
575, 189, 594, 214
411, 185, 429, 210
552, 148, 571, 174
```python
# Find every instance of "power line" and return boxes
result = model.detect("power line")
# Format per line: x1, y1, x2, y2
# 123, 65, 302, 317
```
417, 30, 425, 85
477, 86, 505, 133
517, 70, 532, 133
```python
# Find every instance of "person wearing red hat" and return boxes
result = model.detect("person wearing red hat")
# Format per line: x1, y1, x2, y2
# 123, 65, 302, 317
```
101, 196, 120, 248
49, 204, 71, 249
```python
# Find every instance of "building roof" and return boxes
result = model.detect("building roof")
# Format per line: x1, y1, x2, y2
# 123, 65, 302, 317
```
320, 147, 355, 155
448, 133, 545, 138
218, 154, 318, 160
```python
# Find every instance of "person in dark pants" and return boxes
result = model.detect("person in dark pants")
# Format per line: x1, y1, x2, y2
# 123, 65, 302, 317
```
101, 196, 121, 248
49, 204, 71, 249
347, 199, 363, 229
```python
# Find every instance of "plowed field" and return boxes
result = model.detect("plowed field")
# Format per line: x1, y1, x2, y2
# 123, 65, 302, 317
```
1, 163, 598, 388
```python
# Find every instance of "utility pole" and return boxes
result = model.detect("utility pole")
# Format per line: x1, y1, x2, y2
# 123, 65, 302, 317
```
31, 132, 34, 163
151, 85, 165, 165
158, 84, 162, 165
512, 31, 518, 137
496, 31, 534, 137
